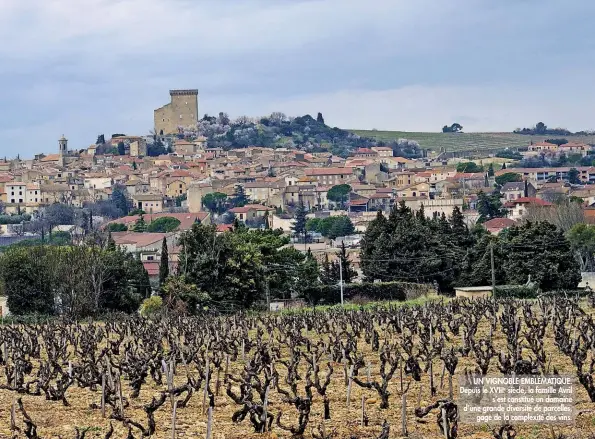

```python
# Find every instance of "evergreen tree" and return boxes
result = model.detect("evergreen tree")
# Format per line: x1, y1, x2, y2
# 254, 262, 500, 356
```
159, 237, 169, 287
231, 184, 249, 207
111, 186, 130, 215
502, 162, 507, 170
502, 221, 581, 290
317, 112, 325, 124
298, 249, 320, 293
320, 253, 336, 285
477, 191, 506, 223
132, 161, 137, 170
338, 242, 357, 283
133, 214, 147, 232
292, 201, 308, 243
488, 163, 494, 177
106, 231, 116, 251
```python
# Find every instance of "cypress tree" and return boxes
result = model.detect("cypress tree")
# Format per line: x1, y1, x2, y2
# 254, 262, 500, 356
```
159, 237, 169, 287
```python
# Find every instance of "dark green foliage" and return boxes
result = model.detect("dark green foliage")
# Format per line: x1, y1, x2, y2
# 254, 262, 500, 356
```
45, 203, 75, 227
0, 214, 31, 225
178, 223, 313, 309
456, 162, 483, 173
202, 192, 228, 214
108, 223, 128, 232
327, 184, 351, 208
96, 134, 105, 145
0, 244, 147, 317
442, 123, 463, 133
230, 185, 249, 208
302, 281, 419, 306
159, 237, 169, 287
117, 142, 126, 155
568, 167, 581, 184
495, 150, 523, 160
488, 163, 494, 177
146, 217, 181, 233
544, 138, 569, 146
306, 215, 355, 239
495, 172, 522, 186
292, 201, 308, 242
500, 221, 581, 290
147, 137, 168, 156
338, 242, 357, 283
477, 191, 507, 223
514, 123, 571, 136
361, 202, 474, 292
132, 214, 147, 232
2, 246, 55, 315
111, 186, 130, 215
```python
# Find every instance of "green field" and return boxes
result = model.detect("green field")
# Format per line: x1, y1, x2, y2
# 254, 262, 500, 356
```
350, 130, 595, 153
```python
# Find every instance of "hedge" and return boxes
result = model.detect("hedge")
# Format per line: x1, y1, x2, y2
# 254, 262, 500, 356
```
302, 282, 431, 306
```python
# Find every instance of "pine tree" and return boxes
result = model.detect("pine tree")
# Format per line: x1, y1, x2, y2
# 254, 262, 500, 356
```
159, 237, 169, 287
292, 201, 308, 243
488, 163, 494, 177
317, 112, 325, 124
502, 162, 507, 170
132, 161, 138, 170
133, 214, 147, 232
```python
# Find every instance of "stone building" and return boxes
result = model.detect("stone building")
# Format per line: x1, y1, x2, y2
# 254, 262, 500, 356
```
154, 89, 199, 135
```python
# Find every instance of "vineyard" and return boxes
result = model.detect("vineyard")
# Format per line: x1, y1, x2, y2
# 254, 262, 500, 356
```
350, 130, 595, 153
2, 296, 595, 438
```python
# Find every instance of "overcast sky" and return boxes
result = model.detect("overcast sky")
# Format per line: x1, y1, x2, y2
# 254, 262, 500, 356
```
1, 0, 595, 157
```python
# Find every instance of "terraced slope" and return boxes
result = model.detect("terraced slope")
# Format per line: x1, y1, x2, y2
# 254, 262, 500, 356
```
350, 130, 595, 153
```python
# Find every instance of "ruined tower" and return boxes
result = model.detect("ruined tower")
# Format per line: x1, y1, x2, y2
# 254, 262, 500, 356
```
154, 89, 199, 135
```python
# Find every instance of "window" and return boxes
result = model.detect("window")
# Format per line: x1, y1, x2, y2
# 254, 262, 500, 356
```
18, 191, 22, 195
35, 198, 37, 202
10, 192, 13, 196
10, 199, 14, 203
179, 184, 182, 188
18, 199, 22, 203
35, 191, 38, 195
147, 255, 154, 261
145, 202, 148, 206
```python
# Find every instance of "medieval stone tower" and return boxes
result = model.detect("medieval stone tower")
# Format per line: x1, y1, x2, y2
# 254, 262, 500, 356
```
154, 89, 199, 135
58, 135, 68, 155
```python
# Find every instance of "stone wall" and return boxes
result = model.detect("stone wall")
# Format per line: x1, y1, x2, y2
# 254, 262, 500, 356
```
154, 89, 199, 135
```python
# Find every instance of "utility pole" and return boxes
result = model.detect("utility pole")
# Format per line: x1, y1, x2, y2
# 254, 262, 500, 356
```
339, 256, 344, 306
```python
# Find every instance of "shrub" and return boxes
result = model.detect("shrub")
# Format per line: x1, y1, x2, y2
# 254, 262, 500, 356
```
146, 217, 181, 233
140, 295, 163, 316
302, 281, 430, 306
108, 223, 128, 232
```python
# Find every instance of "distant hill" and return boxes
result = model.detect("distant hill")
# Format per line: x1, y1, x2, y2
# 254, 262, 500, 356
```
350, 130, 595, 153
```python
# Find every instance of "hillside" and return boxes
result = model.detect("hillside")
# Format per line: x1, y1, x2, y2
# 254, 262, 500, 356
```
350, 130, 595, 153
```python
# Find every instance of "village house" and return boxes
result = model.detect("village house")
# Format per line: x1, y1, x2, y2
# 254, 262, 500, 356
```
483, 217, 517, 234
505, 197, 553, 222
132, 193, 164, 213
304, 167, 356, 186
229, 204, 274, 226
501, 181, 537, 201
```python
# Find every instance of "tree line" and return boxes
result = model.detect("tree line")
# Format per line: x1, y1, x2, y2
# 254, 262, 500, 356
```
361, 202, 581, 292
1, 234, 150, 317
